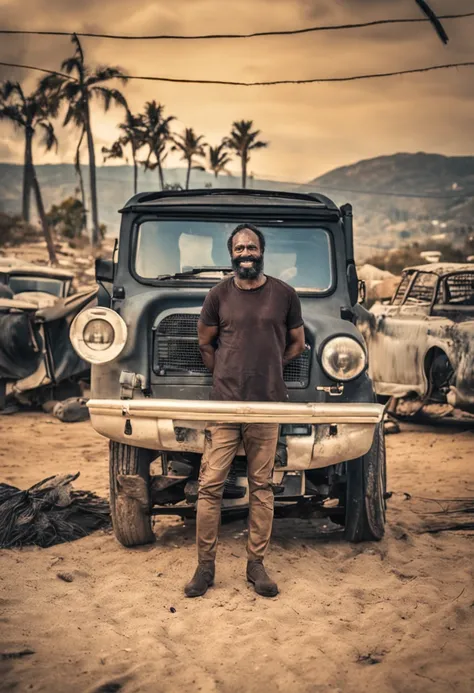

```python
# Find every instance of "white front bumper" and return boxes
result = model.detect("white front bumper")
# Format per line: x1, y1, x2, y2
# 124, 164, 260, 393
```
88, 398, 384, 470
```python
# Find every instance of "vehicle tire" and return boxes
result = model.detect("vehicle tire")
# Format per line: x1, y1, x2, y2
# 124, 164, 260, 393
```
109, 441, 155, 547
344, 423, 386, 542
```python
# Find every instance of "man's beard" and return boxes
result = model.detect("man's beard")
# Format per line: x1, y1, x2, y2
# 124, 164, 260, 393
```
232, 255, 264, 280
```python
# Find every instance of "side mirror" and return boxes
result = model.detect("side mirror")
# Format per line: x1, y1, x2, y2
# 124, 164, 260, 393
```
347, 263, 358, 306
95, 258, 114, 283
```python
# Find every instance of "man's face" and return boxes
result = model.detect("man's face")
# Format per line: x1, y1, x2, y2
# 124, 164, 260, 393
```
231, 229, 264, 280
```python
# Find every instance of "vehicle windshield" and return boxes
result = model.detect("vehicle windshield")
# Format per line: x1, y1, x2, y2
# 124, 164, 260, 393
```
135, 220, 333, 291
8, 276, 64, 297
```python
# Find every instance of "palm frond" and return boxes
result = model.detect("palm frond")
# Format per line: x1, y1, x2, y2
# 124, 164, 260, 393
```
38, 74, 66, 94
71, 33, 84, 62
0, 104, 26, 129
0, 80, 23, 104
33, 87, 61, 119
101, 140, 124, 162
248, 139, 268, 151
37, 120, 58, 153
61, 56, 83, 76
86, 66, 128, 87
91, 86, 128, 112
63, 80, 82, 102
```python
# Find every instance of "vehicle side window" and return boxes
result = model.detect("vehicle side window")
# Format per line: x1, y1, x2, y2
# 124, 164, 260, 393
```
391, 274, 411, 305
436, 273, 474, 306
405, 272, 437, 305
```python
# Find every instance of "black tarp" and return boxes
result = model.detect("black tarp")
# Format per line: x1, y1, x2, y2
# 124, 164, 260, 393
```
0, 309, 43, 380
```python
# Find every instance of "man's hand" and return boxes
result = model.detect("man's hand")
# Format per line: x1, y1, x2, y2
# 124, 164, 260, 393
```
283, 326, 306, 366
198, 320, 219, 372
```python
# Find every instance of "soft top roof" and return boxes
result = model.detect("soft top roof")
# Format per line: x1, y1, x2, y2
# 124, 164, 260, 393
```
119, 188, 340, 213
403, 262, 474, 276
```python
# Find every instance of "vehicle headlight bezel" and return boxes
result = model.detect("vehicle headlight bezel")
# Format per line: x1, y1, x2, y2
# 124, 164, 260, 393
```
318, 334, 367, 382
70, 307, 127, 365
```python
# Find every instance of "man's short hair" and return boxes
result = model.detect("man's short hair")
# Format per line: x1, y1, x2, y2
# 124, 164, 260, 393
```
227, 223, 266, 255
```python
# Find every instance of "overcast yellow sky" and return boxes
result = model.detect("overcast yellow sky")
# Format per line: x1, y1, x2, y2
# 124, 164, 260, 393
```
1, 0, 473, 181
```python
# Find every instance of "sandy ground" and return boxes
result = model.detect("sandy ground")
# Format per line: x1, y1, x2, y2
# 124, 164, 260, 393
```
0, 413, 473, 693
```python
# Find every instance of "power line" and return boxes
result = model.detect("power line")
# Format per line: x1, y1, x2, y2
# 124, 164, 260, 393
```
1, 60, 473, 87
0, 12, 472, 41
125, 61, 474, 86
0, 62, 73, 80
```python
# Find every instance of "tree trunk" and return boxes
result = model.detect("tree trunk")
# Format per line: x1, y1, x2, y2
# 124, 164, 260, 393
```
75, 129, 87, 234
132, 144, 138, 195
31, 165, 58, 265
22, 128, 34, 222
157, 156, 165, 190
242, 153, 247, 189
84, 99, 100, 246
77, 165, 87, 235
185, 160, 191, 190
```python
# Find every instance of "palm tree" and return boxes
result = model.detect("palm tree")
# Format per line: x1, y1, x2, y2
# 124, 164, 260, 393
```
171, 128, 206, 190
102, 110, 144, 194
226, 120, 268, 189
40, 34, 128, 246
139, 101, 175, 190
208, 142, 232, 179
0, 81, 58, 264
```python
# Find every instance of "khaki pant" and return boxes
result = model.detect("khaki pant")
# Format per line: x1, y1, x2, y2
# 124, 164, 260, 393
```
197, 422, 279, 563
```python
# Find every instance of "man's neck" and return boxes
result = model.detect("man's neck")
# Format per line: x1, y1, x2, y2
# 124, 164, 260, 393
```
233, 272, 267, 291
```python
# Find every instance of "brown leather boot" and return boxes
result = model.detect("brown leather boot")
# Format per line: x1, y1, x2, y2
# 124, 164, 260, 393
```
247, 560, 279, 597
184, 562, 215, 598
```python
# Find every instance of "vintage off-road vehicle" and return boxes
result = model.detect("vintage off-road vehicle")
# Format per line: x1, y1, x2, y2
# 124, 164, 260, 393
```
70, 189, 386, 547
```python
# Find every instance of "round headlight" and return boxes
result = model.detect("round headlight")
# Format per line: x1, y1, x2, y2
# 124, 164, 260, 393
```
70, 308, 127, 365
83, 319, 115, 351
320, 336, 367, 381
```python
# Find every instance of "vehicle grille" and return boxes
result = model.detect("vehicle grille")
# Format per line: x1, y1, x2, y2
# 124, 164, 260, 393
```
153, 313, 310, 386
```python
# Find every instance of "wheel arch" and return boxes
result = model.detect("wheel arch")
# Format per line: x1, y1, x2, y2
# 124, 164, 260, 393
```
423, 345, 454, 398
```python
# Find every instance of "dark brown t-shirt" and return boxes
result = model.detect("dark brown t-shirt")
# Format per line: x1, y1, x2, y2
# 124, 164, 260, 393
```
199, 275, 303, 402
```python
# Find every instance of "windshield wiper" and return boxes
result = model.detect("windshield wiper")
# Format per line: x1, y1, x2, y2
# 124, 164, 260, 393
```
156, 266, 233, 280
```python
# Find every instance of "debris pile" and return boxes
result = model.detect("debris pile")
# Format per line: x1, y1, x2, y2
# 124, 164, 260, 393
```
0, 472, 110, 548
403, 493, 474, 534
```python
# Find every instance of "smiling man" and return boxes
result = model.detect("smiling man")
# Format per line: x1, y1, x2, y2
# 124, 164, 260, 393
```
184, 223, 306, 598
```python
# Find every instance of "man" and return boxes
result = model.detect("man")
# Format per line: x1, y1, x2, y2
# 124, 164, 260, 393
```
184, 223, 305, 598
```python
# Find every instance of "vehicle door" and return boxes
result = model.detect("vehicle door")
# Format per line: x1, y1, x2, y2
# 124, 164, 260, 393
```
369, 271, 437, 393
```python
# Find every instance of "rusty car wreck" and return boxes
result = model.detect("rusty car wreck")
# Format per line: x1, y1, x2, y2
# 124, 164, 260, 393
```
0, 258, 97, 416
357, 263, 474, 414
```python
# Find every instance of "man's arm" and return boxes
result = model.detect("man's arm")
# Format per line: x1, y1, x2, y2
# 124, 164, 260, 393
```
283, 325, 305, 366
198, 320, 219, 372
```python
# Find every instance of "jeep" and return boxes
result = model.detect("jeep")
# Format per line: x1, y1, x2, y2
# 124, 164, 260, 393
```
70, 189, 386, 547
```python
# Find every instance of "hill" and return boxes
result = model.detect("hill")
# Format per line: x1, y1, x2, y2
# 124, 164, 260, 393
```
0, 164, 300, 237
1, 153, 474, 260
307, 152, 474, 259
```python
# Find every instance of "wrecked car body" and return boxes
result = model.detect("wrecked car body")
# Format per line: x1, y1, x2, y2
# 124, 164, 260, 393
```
0, 288, 97, 414
70, 189, 386, 547
357, 263, 474, 414
0, 258, 75, 308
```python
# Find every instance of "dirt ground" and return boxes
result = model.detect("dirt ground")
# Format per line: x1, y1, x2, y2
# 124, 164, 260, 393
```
0, 413, 473, 693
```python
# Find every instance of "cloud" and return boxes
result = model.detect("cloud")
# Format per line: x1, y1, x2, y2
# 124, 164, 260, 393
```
0, 0, 473, 180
